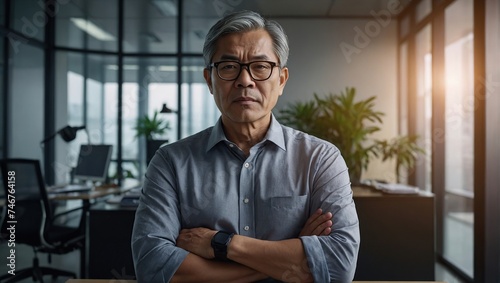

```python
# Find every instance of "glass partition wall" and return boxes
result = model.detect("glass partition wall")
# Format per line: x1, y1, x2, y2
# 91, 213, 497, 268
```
0, 0, 221, 183
398, 0, 478, 281
4, 0, 369, 183
443, 0, 474, 277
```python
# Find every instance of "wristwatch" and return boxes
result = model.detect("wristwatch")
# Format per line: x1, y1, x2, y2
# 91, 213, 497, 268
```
211, 231, 235, 261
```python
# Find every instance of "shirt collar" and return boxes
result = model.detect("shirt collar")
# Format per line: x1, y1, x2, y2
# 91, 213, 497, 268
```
206, 114, 286, 152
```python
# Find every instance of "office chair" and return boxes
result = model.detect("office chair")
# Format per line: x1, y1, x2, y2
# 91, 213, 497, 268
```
0, 159, 85, 283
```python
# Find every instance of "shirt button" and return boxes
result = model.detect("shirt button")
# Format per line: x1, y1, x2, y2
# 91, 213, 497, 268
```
243, 198, 249, 204
229, 143, 234, 148
244, 162, 250, 168
244, 226, 250, 231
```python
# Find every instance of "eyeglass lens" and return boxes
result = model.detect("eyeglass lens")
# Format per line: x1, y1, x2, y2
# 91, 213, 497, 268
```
216, 61, 274, 81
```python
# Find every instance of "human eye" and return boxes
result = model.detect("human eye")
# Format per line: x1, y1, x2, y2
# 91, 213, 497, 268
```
219, 62, 239, 70
252, 62, 271, 70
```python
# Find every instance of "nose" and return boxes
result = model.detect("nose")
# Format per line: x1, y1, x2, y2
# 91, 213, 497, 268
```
235, 66, 255, 88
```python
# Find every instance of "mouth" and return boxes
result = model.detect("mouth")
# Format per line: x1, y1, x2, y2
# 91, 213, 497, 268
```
233, 96, 259, 104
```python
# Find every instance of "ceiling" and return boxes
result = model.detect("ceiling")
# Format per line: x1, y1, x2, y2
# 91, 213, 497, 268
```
65, 0, 412, 19
183, 0, 412, 18
53, 0, 411, 54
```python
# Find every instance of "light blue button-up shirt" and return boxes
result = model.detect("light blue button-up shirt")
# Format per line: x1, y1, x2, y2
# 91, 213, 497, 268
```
132, 115, 360, 282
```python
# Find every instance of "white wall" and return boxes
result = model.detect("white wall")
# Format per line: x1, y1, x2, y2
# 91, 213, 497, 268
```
274, 18, 399, 182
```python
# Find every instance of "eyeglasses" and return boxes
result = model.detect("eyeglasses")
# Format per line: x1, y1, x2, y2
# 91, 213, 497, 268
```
208, 61, 278, 81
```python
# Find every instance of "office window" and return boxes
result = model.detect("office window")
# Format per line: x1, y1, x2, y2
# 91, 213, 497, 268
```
399, 15, 410, 38
147, 80, 178, 140
443, 0, 474, 277
67, 70, 84, 127
415, 0, 432, 23
397, 0, 494, 280
414, 24, 432, 192
399, 42, 409, 136
9, 44, 44, 160
54, 51, 118, 184
89, 55, 118, 175
120, 80, 139, 160
124, 0, 177, 53
398, 42, 409, 182
183, 0, 219, 53
121, 56, 178, 177
11, 0, 45, 42
181, 57, 219, 138
56, 0, 118, 52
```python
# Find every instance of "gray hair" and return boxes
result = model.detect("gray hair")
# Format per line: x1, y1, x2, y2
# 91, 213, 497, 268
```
203, 10, 289, 68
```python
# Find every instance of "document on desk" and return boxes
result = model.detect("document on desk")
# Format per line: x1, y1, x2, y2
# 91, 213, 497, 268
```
106, 186, 141, 206
374, 183, 420, 194
47, 184, 93, 194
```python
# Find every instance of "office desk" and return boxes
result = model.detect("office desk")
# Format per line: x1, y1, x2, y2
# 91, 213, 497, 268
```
49, 180, 140, 279
352, 186, 435, 281
67, 280, 445, 283
86, 186, 435, 281
87, 203, 137, 279
50, 185, 134, 202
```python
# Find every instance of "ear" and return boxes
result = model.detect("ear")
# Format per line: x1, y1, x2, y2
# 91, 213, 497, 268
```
278, 67, 289, 96
203, 68, 214, 94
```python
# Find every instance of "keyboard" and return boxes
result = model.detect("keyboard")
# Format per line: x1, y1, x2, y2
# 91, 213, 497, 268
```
48, 184, 93, 194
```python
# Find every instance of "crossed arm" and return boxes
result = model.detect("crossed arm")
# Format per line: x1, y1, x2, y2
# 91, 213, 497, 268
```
172, 209, 333, 283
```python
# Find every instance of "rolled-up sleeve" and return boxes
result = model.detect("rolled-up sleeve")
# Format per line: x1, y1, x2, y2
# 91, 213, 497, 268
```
131, 151, 188, 282
300, 145, 360, 283
300, 208, 360, 283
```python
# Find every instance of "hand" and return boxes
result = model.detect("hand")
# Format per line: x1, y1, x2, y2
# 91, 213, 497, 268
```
176, 227, 217, 259
299, 208, 333, 237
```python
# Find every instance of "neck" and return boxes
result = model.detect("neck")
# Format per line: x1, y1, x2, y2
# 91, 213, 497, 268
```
222, 116, 271, 156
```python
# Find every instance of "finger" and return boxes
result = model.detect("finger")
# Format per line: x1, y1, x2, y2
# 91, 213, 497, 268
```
304, 208, 323, 226
308, 211, 333, 230
300, 209, 333, 236
322, 212, 333, 221
321, 226, 332, 235
311, 219, 333, 235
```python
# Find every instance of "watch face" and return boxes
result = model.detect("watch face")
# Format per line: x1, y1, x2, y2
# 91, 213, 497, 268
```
212, 231, 234, 261
214, 231, 230, 245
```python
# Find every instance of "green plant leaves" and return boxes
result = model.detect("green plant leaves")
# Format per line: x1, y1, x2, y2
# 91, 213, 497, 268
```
134, 111, 171, 140
278, 87, 424, 183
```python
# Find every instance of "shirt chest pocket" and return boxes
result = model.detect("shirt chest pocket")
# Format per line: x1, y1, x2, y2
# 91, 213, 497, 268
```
257, 195, 309, 239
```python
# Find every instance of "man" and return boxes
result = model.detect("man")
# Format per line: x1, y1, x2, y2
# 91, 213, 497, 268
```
132, 10, 360, 283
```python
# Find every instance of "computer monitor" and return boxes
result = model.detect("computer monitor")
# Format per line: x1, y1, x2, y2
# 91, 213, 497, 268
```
73, 144, 113, 184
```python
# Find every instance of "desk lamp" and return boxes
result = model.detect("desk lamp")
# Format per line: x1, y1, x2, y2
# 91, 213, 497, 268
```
160, 103, 176, 113
40, 125, 89, 145
40, 125, 89, 185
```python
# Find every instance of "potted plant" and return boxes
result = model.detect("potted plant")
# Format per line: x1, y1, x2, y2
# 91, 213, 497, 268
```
376, 135, 425, 182
135, 111, 171, 164
278, 87, 423, 185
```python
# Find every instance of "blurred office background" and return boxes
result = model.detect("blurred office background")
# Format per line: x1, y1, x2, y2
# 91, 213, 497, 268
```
0, 0, 499, 282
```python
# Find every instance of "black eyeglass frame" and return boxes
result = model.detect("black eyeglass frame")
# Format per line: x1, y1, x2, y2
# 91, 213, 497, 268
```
207, 60, 279, 81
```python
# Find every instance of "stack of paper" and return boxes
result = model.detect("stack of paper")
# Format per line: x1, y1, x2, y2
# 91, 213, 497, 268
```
374, 183, 420, 194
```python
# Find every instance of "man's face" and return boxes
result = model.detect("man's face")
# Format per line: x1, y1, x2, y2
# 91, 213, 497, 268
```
204, 29, 289, 126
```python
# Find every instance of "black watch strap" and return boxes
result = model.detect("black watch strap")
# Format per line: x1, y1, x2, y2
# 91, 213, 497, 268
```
211, 231, 235, 261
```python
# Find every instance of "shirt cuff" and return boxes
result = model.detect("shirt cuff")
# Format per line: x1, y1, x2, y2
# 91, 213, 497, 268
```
300, 235, 330, 282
